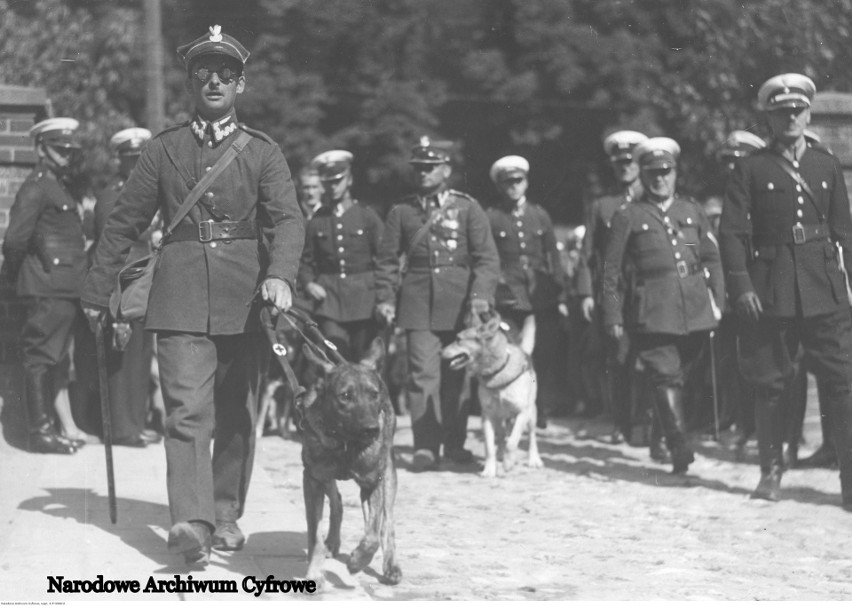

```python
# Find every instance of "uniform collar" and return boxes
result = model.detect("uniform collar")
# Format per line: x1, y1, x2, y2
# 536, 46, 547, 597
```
191, 110, 238, 145
418, 188, 449, 211
512, 196, 527, 216
333, 198, 356, 217
772, 136, 808, 164
624, 181, 643, 202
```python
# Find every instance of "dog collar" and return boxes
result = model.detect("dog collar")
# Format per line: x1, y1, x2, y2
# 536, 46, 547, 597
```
480, 350, 529, 390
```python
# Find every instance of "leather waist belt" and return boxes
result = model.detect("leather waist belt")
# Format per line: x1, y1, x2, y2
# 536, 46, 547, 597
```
639, 260, 701, 281
317, 266, 373, 276
753, 224, 829, 246
165, 220, 257, 243
407, 255, 470, 269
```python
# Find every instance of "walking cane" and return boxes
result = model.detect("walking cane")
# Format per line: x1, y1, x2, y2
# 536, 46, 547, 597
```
709, 330, 720, 442
94, 318, 117, 524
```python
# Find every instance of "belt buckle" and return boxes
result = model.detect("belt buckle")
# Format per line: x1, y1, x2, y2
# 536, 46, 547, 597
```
198, 220, 213, 243
792, 224, 806, 245
676, 260, 689, 278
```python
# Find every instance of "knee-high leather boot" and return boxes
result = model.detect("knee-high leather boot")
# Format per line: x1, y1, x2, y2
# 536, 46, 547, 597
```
751, 387, 784, 501
25, 366, 76, 455
797, 375, 837, 468
820, 382, 852, 510
649, 407, 670, 463
653, 385, 693, 474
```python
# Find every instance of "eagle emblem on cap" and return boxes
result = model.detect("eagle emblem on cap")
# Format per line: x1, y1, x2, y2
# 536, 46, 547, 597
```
208, 24, 223, 42
419, 136, 431, 147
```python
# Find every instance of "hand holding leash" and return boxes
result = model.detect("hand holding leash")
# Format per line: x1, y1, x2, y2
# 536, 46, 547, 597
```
375, 302, 396, 326
83, 305, 106, 333
260, 277, 292, 315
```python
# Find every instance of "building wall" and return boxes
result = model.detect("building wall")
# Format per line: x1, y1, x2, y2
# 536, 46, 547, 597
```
810, 91, 852, 198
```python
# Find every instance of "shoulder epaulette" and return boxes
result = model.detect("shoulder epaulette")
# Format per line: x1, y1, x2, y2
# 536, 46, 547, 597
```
807, 141, 835, 157
237, 124, 275, 145
448, 189, 477, 203
391, 194, 419, 209
153, 121, 189, 139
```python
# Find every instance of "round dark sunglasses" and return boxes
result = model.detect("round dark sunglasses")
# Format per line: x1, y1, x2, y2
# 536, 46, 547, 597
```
193, 66, 241, 84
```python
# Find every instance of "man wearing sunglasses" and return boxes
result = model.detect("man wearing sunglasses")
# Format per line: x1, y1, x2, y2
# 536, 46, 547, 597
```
3, 118, 87, 455
82, 26, 305, 565
576, 130, 647, 445
298, 150, 383, 362
375, 137, 499, 472
602, 137, 725, 476
720, 73, 852, 508
485, 155, 564, 428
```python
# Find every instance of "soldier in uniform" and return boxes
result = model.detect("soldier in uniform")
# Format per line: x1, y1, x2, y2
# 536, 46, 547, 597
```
603, 137, 725, 474
720, 74, 852, 505
485, 155, 565, 427
297, 166, 323, 220
82, 26, 305, 564
298, 150, 383, 362
375, 137, 499, 471
3, 118, 88, 455
577, 130, 647, 443
91, 127, 160, 447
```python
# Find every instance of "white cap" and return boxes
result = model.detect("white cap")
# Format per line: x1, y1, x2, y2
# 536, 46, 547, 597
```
489, 155, 529, 183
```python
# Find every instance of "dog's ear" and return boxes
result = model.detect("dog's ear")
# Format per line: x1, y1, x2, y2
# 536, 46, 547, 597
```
359, 337, 385, 371
482, 315, 501, 335
302, 343, 335, 376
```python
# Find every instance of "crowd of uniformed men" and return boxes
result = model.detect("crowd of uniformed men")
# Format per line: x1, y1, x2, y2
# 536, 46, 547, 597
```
3, 24, 852, 566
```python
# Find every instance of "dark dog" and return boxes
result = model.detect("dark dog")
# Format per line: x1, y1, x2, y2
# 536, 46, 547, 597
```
300, 337, 401, 587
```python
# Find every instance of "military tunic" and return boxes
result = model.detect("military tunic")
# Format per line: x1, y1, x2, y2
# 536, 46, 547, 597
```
603, 195, 724, 387
3, 164, 87, 372
81, 112, 305, 528
375, 190, 500, 331
375, 188, 499, 456
83, 112, 305, 334
486, 199, 562, 313
298, 202, 383, 323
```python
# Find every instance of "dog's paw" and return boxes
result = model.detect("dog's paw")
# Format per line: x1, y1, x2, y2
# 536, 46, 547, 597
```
527, 455, 544, 469
382, 564, 403, 585
480, 463, 498, 478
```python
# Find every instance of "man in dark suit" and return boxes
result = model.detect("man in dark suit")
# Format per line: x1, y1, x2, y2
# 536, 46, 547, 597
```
82, 26, 305, 564
720, 73, 852, 505
375, 137, 499, 471
3, 118, 88, 455
298, 150, 383, 362
603, 137, 725, 475
576, 130, 648, 444
485, 155, 565, 427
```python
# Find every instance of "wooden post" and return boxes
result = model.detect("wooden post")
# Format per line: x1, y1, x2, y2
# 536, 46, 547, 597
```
144, 0, 165, 135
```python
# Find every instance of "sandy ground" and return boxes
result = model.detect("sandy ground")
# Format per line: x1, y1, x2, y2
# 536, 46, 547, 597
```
257, 402, 852, 601
1, 375, 850, 601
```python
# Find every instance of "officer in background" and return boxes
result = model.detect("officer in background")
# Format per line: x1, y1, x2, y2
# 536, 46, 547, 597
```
603, 137, 725, 474
3, 118, 88, 455
375, 137, 499, 471
82, 26, 305, 564
577, 130, 647, 442
298, 150, 383, 362
720, 74, 852, 505
485, 155, 565, 427
91, 127, 160, 447
297, 166, 323, 220
706, 131, 766, 456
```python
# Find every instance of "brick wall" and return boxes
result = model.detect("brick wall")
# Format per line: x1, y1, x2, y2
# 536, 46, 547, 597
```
0, 85, 48, 364
810, 92, 852, 197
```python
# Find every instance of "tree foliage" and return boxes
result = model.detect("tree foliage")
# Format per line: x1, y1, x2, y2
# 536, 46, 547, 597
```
2, 0, 852, 221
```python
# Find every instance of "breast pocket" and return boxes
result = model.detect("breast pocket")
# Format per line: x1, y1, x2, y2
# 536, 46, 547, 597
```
753, 184, 787, 215
630, 224, 657, 253
679, 225, 700, 246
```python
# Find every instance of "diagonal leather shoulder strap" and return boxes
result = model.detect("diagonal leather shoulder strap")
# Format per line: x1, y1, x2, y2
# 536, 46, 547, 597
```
161, 131, 253, 241
765, 152, 824, 222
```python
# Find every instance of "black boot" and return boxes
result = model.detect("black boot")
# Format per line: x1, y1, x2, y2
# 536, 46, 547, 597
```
821, 382, 852, 510
751, 388, 784, 501
648, 408, 670, 463
25, 367, 76, 455
798, 376, 838, 469
653, 385, 694, 474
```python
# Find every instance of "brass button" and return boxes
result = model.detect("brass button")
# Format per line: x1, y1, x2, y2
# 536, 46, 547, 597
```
210, 242, 217, 248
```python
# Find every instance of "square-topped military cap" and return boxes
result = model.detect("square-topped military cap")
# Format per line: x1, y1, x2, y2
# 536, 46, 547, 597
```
177, 25, 250, 66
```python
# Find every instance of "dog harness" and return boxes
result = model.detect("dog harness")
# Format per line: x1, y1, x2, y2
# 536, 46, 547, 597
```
479, 347, 531, 390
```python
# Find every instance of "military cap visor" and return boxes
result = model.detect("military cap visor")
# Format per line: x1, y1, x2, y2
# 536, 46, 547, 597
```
110, 127, 152, 155
30, 117, 81, 149
409, 136, 452, 164
719, 130, 765, 159
490, 155, 529, 183
177, 25, 250, 66
757, 73, 816, 111
635, 137, 680, 170
311, 150, 353, 181
603, 130, 648, 160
